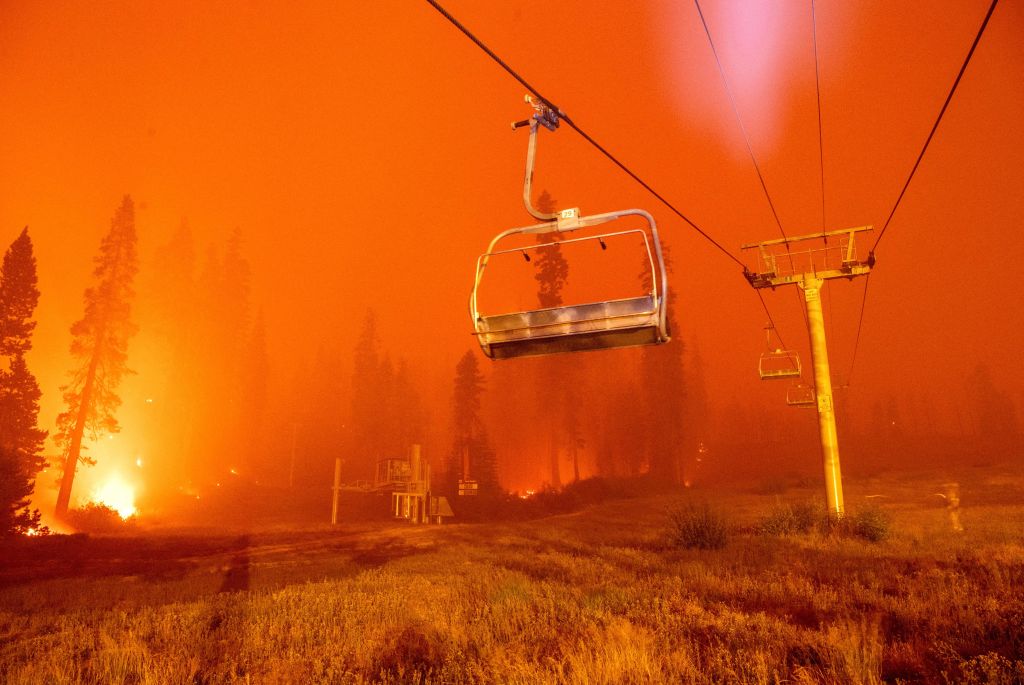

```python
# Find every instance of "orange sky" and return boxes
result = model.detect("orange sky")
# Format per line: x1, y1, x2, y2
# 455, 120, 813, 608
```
1, 0, 1022, 498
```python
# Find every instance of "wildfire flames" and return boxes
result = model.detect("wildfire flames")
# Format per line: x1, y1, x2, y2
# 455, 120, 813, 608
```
89, 472, 137, 519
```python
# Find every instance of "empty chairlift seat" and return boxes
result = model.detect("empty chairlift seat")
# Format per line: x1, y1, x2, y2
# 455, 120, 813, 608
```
759, 349, 802, 380
786, 383, 816, 407
471, 208, 670, 360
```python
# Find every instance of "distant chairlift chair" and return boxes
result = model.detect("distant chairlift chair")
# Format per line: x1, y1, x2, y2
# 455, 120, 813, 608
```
759, 349, 802, 380
786, 383, 816, 407
470, 97, 670, 360
758, 323, 801, 380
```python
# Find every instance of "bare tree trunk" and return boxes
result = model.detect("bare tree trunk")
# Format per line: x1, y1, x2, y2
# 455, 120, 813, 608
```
54, 342, 101, 519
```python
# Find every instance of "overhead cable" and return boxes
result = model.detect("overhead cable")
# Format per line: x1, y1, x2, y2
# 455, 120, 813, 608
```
872, 0, 1000, 252
693, 0, 788, 242
423, 0, 747, 270
846, 275, 871, 384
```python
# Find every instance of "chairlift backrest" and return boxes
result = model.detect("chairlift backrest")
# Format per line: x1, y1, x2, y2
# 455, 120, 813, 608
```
759, 349, 801, 380
786, 384, 816, 407
471, 208, 670, 359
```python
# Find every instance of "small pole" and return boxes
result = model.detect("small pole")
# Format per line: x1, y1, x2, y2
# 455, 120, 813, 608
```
331, 457, 341, 525
802, 275, 844, 518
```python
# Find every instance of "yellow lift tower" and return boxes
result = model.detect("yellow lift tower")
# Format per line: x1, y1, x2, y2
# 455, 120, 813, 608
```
741, 226, 874, 518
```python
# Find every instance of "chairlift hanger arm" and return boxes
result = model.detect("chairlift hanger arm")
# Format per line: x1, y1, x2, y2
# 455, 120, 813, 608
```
516, 96, 562, 222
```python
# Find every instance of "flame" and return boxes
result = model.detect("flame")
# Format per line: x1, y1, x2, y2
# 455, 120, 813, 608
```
25, 527, 41, 536
89, 472, 137, 519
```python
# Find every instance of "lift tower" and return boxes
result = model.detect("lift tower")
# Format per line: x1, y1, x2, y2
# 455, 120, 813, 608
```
741, 227, 874, 518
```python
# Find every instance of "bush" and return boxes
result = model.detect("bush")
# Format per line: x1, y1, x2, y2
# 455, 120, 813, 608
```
757, 500, 821, 536
64, 503, 135, 534
847, 507, 891, 542
822, 506, 892, 543
668, 502, 728, 549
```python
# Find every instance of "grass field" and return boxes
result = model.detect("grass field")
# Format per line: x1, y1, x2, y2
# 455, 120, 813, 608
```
2, 465, 1022, 684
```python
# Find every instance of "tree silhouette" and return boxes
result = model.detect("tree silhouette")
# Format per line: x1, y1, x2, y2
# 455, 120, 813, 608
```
0, 228, 40, 357
54, 196, 139, 518
448, 350, 498, 495
533, 189, 567, 488
350, 311, 386, 480
137, 221, 198, 492
638, 242, 686, 482
0, 227, 46, 535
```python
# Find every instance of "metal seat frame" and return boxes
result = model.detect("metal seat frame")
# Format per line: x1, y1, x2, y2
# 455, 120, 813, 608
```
786, 383, 816, 407
470, 99, 669, 359
759, 350, 802, 380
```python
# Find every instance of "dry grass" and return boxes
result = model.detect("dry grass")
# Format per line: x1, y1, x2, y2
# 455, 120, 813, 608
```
1, 466, 1023, 683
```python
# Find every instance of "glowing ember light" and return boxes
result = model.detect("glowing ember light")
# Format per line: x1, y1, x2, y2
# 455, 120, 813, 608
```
229, 467, 238, 475
145, 398, 154, 404
90, 473, 137, 519
136, 457, 144, 468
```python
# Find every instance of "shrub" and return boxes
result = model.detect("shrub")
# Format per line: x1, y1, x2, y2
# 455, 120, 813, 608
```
757, 500, 821, 536
668, 502, 728, 549
64, 503, 135, 534
847, 507, 891, 542
822, 506, 892, 543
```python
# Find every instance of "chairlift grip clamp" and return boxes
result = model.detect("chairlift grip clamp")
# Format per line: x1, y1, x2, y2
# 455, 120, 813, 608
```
525, 94, 560, 131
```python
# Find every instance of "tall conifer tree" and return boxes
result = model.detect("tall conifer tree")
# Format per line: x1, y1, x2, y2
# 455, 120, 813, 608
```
0, 227, 46, 535
448, 350, 498, 495
0, 228, 40, 357
533, 190, 567, 488
351, 311, 385, 479
54, 196, 139, 518
638, 243, 685, 482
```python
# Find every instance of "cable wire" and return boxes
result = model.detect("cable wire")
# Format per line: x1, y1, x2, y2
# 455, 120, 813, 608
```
811, 0, 838, 373
811, 0, 826, 235
694, 0, 788, 242
692, 0, 807, 365
850, 0, 997, 382
872, 0, 999, 252
846, 274, 871, 384
757, 290, 791, 353
423, 0, 747, 270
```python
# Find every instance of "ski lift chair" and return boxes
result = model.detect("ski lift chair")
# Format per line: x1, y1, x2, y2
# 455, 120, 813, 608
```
470, 96, 670, 360
786, 383, 816, 407
759, 349, 802, 380
471, 209, 670, 359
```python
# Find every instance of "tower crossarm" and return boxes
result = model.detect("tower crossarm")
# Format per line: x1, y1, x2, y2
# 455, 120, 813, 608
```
741, 225, 874, 289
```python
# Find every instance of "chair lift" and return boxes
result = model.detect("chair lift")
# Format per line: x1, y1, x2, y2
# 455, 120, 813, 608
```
470, 97, 670, 360
758, 323, 801, 380
786, 383, 816, 407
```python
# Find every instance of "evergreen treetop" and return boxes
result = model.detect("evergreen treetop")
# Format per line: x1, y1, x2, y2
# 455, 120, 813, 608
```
0, 227, 40, 357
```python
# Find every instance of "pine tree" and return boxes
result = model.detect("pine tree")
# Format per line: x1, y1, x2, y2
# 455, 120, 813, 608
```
137, 222, 198, 491
638, 242, 685, 482
0, 227, 46, 535
0, 228, 40, 357
532, 189, 567, 488
448, 350, 499, 495
54, 196, 139, 518
351, 311, 385, 479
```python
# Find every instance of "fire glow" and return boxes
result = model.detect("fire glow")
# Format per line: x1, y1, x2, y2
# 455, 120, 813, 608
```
89, 472, 137, 519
